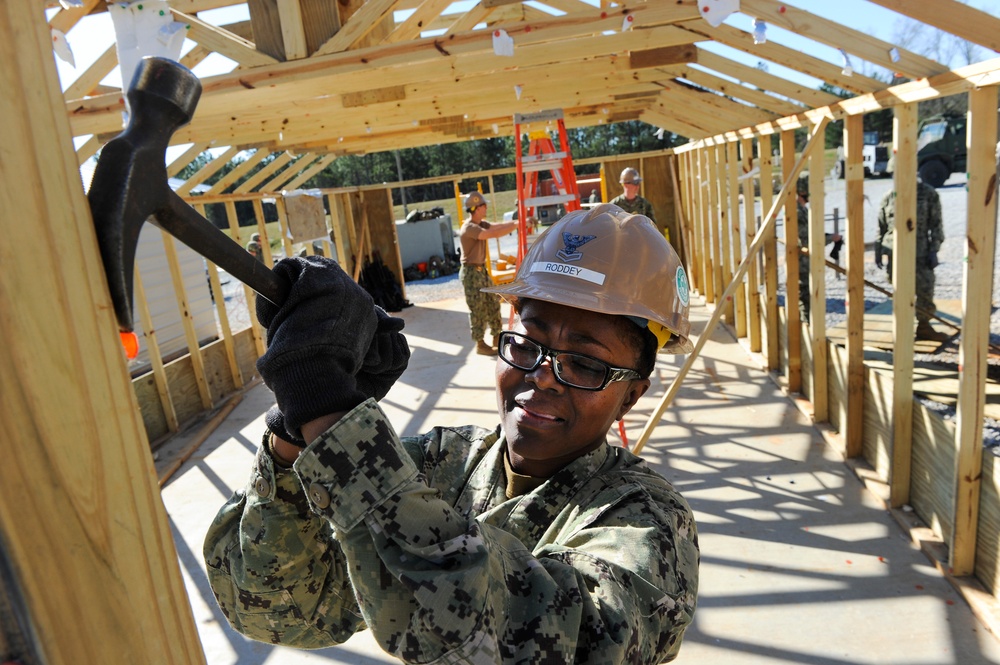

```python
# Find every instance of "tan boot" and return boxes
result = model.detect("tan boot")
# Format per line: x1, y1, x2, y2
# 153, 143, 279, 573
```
915, 321, 950, 342
476, 340, 498, 356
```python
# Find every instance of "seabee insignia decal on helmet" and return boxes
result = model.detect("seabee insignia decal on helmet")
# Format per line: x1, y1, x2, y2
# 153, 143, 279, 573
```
556, 233, 596, 261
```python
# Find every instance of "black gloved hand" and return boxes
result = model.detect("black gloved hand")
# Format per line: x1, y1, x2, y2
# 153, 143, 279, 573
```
256, 256, 379, 439
927, 252, 939, 269
357, 307, 411, 401
874, 243, 884, 269
265, 404, 303, 446
829, 239, 844, 261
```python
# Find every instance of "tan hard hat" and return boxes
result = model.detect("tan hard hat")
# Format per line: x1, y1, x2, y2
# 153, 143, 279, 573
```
619, 167, 641, 185
485, 203, 692, 353
464, 191, 487, 211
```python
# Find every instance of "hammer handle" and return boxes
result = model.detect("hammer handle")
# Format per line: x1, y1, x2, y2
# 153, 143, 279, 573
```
157, 191, 289, 306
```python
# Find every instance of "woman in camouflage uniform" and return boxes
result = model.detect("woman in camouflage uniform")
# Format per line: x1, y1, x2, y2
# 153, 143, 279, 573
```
205, 204, 700, 664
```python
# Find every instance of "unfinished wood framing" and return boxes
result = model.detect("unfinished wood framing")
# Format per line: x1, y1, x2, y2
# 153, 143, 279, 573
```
22, 0, 1000, 652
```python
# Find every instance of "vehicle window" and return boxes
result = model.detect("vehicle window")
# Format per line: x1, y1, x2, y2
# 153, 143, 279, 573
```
917, 121, 947, 151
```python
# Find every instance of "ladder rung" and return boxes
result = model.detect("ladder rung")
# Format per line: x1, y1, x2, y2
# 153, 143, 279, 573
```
522, 152, 567, 163
521, 160, 568, 173
525, 194, 577, 207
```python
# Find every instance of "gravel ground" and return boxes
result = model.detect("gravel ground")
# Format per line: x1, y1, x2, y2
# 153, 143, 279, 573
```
773, 172, 1000, 446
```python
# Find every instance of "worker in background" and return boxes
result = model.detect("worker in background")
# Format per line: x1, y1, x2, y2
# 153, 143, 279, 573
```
876, 177, 947, 342
795, 176, 842, 320
204, 204, 699, 664
246, 232, 264, 263
610, 167, 663, 240
458, 191, 517, 356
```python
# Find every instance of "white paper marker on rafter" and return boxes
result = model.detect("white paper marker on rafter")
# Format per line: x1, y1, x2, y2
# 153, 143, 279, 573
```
51, 28, 75, 66
493, 29, 514, 57
698, 0, 740, 28
514, 85, 523, 100
621, 14, 634, 31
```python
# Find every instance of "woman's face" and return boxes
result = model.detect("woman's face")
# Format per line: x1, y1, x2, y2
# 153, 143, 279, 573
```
496, 299, 650, 477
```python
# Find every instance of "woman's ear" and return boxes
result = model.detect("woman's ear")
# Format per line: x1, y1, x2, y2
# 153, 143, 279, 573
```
617, 379, 651, 421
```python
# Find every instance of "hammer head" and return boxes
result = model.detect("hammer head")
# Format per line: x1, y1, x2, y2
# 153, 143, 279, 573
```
88, 56, 202, 332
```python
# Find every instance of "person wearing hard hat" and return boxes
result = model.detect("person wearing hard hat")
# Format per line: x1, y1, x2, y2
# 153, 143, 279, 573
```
458, 190, 517, 355
610, 167, 659, 234
204, 204, 699, 664
246, 232, 265, 263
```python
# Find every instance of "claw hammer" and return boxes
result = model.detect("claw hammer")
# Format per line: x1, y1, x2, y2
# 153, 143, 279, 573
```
88, 56, 288, 333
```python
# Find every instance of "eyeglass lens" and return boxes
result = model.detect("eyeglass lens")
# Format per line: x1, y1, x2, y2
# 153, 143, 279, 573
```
500, 333, 609, 389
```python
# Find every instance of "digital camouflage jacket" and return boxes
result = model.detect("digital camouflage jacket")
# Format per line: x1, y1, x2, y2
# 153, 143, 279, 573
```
205, 399, 699, 664
609, 194, 656, 222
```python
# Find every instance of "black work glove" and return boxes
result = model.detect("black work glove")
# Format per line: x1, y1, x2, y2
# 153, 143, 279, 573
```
927, 252, 939, 269
264, 404, 303, 446
829, 239, 844, 261
874, 243, 883, 269
256, 256, 407, 438
358, 307, 411, 401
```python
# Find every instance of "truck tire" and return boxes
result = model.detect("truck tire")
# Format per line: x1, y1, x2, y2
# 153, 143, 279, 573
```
834, 160, 845, 179
919, 160, 949, 188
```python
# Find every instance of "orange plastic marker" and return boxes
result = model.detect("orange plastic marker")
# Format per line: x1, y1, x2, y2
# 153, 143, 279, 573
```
120, 331, 139, 359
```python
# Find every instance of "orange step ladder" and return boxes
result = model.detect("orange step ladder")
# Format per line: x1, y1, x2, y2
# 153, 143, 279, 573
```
513, 109, 582, 261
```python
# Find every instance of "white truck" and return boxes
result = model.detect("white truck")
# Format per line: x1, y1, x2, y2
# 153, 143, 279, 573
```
834, 130, 889, 179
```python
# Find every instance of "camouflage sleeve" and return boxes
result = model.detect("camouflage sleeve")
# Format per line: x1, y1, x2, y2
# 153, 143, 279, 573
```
294, 401, 697, 664
203, 433, 365, 647
877, 193, 890, 243
797, 203, 809, 248
928, 188, 944, 253
641, 197, 656, 222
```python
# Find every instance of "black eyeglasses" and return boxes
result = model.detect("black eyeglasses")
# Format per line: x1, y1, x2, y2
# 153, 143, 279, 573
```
496, 331, 642, 391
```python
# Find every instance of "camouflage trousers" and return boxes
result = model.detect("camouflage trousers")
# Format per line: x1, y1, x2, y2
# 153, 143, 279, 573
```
460, 265, 502, 342
885, 254, 937, 324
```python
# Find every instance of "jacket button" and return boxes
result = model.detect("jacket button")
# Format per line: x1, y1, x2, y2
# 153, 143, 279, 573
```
309, 483, 331, 509
254, 477, 270, 497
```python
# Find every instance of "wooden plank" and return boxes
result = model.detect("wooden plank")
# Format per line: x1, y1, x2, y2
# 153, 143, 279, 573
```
758, 134, 779, 371
250, 199, 276, 267
680, 66, 805, 118
171, 9, 280, 67
633, 119, 829, 454
682, 23, 883, 96
233, 151, 294, 193
808, 136, 828, 421
951, 86, 1000, 576
843, 114, 865, 457
0, 5, 205, 658
866, 0, 1000, 54
133, 263, 179, 432
694, 49, 843, 109
889, 103, 918, 508
161, 230, 213, 409
315, 0, 401, 55
278, 0, 309, 60
205, 148, 270, 196
76, 134, 100, 164
727, 140, 746, 338
629, 44, 697, 69
47, 0, 102, 33
175, 146, 240, 196
678, 152, 700, 290
166, 142, 211, 179
698, 147, 714, 302
707, 146, 723, 306
780, 130, 801, 394
282, 154, 337, 191
226, 201, 267, 357
261, 152, 317, 191
384, 0, 453, 44
63, 44, 117, 100
740, 0, 947, 80
445, 3, 496, 35
741, 137, 761, 353
342, 85, 407, 108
